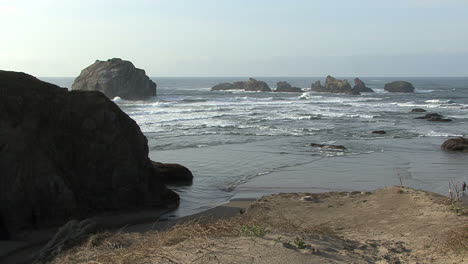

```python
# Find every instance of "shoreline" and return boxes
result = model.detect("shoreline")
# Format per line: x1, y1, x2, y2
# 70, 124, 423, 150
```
1, 187, 466, 264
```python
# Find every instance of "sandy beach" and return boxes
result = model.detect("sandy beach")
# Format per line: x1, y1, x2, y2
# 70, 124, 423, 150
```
49, 186, 467, 264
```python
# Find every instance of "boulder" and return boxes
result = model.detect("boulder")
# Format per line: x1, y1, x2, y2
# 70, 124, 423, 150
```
441, 137, 468, 152
372, 130, 387, 134
211, 82, 235, 91
411, 108, 426, 113
312, 76, 356, 94
310, 143, 347, 150
275, 81, 303, 93
72, 58, 156, 100
0, 71, 179, 240
384, 81, 415, 93
152, 161, 194, 184
245, 78, 271, 92
352, 78, 374, 93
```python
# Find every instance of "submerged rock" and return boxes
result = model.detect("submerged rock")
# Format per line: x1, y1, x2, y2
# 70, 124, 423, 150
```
384, 81, 415, 93
352, 78, 374, 93
411, 108, 427, 113
72, 58, 156, 100
372, 130, 387, 134
441, 137, 468, 152
275, 81, 303, 93
0, 71, 179, 240
415, 113, 452, 122
310, 143, 347, 150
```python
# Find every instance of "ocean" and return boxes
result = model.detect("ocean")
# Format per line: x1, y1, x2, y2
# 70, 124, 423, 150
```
42, 77, 468, 217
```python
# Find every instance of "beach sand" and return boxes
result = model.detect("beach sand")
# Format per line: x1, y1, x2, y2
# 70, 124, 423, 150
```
51, 186, 467, 264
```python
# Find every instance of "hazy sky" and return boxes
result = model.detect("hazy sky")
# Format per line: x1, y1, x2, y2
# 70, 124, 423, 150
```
1, 0, 468, 77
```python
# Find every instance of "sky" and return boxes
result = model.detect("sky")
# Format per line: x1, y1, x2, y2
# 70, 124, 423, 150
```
1, 0, 468, 77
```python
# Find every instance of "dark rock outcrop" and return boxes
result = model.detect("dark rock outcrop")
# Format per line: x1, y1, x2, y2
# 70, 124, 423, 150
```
372, 130, 387, 134
441, 137, 468, 152
211, 78, 271, 92
211, 82, 235, 91
415, 113, 452, 122
152, 161, 194, 184
311, 76, 356, 94
311, 80, 324, 91
72, 58, 157, 100
310, 143, 347, 150
0, 71, 179, 240
411, 108, 427, 113
384, 81, 415, 93
352, 78, 374, 93
275, 81, 303, 93
244, 78, 271, 92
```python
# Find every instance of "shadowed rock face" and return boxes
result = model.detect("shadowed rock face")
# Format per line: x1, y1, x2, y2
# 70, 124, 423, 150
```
441, 137, 468, 152
152, 161, 193, 184
311, 76, 356, 94
0, 71, 178, 240
211, 78, 271, 92
353, 78, 374, 93
384, 81, 415, 93
72, 58, 157, 100
275, 81, 303, 93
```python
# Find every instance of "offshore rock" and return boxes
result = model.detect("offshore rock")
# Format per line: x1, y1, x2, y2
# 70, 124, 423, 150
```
211, 78, 271, 92
211, 82, 236, 91
384, 81, 415, 93
441, 137, 468, 152
275, 81, 303, 93
72, 58, 157, 100
0, 71, 178, 240
245, 78, 271, 92
312, 76, 356, 95
352, 78, 374, 93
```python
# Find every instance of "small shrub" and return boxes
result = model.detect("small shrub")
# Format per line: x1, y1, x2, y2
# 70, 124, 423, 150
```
240, 224, 267, 237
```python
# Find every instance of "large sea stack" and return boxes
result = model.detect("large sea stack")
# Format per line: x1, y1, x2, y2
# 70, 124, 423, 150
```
311, 76, 357, 95
384, 81, 415, 93
0, 71, 179, 240
72, 58, 157, 100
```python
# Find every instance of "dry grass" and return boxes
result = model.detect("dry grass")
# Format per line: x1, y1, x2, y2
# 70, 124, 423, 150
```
52, 215, 268, 264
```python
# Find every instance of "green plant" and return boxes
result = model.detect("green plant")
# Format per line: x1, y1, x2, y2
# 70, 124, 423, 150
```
240, 224, 267, 237
293, 237, 309, 249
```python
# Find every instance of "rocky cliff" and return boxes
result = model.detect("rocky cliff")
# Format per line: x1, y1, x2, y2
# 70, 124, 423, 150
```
0, 71, 178, 240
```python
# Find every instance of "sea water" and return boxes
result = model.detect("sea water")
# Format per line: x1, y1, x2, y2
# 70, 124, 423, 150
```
43, 77, 468, 217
